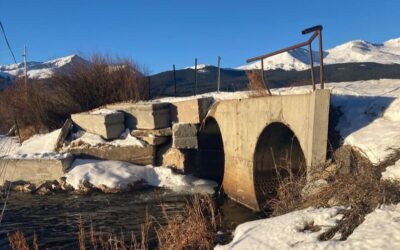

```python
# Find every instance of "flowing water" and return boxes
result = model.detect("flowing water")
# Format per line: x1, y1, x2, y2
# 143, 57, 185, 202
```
0, 189, 260, 249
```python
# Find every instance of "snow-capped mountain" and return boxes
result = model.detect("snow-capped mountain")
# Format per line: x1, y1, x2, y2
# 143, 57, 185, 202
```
239, 38, 400, 71
0, 54, 87, 80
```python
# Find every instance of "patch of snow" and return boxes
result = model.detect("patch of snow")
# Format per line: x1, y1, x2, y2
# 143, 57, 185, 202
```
68, 129, 145, 148
3, 129, 69, 160
381, 159, 400, 181
185, 64, 210, 70
65, 159, 217, 193
90, 108, 120, 115
217, 204, 400, 249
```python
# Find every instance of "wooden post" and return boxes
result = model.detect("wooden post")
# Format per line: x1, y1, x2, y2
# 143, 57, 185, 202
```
260, 58, 272, 95
173, 64, 177, 97
23, 46, 28, 93
148, 76, 151, 99
194, 58, 198, 95
217, 56, 221, 93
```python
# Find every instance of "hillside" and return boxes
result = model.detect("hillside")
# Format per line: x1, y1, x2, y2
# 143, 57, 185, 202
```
239, 38, 400, 71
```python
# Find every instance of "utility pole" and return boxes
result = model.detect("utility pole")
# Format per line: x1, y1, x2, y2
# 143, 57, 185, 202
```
23, 46, 28, 93
194, 58, 198, 95
217, 56, 221, 93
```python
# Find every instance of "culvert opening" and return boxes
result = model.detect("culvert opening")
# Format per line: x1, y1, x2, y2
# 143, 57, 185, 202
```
198, 117, 225, 185
253, 122, 306, 209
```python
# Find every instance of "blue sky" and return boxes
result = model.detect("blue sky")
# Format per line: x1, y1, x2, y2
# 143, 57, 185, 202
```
1, 0, 399, 73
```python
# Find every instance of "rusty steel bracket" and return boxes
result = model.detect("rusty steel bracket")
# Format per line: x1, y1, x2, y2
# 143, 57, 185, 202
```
247, 25, 325, 92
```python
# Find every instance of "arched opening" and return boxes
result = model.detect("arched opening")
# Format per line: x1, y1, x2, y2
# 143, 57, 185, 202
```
253, 122, 306, 209
198, 117, 225, 185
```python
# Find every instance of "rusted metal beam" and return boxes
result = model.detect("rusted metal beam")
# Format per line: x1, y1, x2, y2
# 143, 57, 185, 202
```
308, 43, 315, 90
247, 40, 309, 63
318, 30, 325, 89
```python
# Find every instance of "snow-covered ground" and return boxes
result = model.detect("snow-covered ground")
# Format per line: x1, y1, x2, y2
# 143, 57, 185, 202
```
66, 159, 217, 194
239, 38, 400, 71
216, 204, 400, 250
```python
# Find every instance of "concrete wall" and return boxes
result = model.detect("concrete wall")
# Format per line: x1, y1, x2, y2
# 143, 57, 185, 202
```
203, 90, 330, 210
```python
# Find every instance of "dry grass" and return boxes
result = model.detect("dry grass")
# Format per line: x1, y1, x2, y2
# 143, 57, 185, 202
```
0, 54, 148, 138
156, 194, 219, 250
266, 147, 400, 241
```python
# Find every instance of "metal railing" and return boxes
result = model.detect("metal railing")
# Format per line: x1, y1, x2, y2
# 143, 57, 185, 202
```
246, 25, 325, 94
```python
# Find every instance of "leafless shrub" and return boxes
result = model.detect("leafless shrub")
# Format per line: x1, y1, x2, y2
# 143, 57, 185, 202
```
0, 54, 148, 138
246, 70, 270, 97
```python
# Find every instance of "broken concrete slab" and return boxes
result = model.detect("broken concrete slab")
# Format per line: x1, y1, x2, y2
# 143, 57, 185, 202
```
131, 127, 172, 137
172, 123, 198, 137
55, 119, 73, 152
172, 137, 198, 149
162, 148, 196, 173
66, 144, 155, 165
0, 155, 74, 186
107, 102, 171, 130
172, 123, 198, 149
170, 97, 214, 124
140, 136, 169, 146
71, 111, 125, 140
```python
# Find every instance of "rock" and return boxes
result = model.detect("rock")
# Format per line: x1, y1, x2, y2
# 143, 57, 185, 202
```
98, 184, 120, 193
76, 180, 95, 194
302, 179, 329, 197
162, 148, 196, 173
11, 182, 35, 193
59, 177, 74, 192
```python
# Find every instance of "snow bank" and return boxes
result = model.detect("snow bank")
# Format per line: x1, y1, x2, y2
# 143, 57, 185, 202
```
216, 207, 343, 250
65, 159, 217, 193
217, 204, 400, 250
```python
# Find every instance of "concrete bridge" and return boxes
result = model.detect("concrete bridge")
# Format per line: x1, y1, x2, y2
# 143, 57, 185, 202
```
198, 90, 330, 210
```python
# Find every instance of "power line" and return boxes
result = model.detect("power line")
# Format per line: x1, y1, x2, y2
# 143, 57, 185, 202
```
0, 21, 17, 64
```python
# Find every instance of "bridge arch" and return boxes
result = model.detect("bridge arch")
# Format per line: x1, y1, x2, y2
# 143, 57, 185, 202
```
198, 116, 225, 184
253, 122, 306, 209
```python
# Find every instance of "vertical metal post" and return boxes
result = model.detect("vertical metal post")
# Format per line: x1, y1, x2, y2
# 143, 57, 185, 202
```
194, 58, 198, 95
147, 76, 151, 99
318, 30, 325, 89
308, 43, 315, 90
173, 64, 177, 97
260, 58, 272, 95
217, 56, 221, 93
